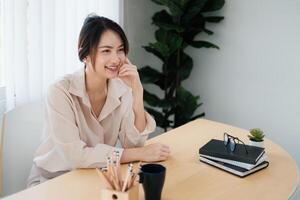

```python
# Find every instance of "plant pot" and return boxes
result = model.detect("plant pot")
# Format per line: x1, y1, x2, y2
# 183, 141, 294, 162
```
249, 140, 264, 148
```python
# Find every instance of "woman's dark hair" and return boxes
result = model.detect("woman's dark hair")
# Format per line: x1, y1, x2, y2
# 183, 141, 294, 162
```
78, 14, 129, 66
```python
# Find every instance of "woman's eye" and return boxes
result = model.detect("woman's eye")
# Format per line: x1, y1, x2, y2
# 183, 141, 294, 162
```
118, 48, 125, 53
102, 49, 110, 53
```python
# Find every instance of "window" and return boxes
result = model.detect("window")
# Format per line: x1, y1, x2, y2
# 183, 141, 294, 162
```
0, 0, 121, 110
0, 0, 5, 87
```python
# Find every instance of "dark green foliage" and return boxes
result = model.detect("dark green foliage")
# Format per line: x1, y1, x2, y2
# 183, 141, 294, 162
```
140, 0, 225, 131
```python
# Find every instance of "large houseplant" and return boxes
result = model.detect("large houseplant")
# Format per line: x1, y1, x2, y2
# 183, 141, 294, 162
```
139, 0, 225, 131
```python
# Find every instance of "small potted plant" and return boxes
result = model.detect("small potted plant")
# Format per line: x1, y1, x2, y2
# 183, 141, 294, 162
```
248, 128, 265, 148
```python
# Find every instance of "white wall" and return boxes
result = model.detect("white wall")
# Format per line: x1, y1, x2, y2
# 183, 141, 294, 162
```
124, 0, 300, 168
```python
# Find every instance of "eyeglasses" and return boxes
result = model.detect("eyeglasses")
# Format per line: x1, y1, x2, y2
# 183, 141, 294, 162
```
224, 132, 248, 154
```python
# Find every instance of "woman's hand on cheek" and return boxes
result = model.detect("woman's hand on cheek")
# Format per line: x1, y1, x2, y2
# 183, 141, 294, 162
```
118, 58, 143, 94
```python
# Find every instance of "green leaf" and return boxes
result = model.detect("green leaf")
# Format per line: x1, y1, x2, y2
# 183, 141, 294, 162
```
174, 86, 202, 127
145, 107, 165, 127
165, 0, 183, 16
176, 87, 199, 115
202, 0, 225, 12
155, 29, 183, 53
145, 40, 183, 60
182, 0, 208, 24
189, 40, 219, 49
205, 16, 224, 23
203, 28, 214, 35
167, 33, 183, 53
144, 89, 161, 106
145, 107, 171, 128
149, 42, 170, 58
178, 53, 193, 81
165, 52, 193, 81
183, 12, 205, 29
153, 10, 172, 26
182, 13, 205, 42
152, 10, 184, 32
138, 66, 162, 84
139, 65, 170, 90
182, 30, 201, 44
150, 0, 184, 16
177, 0, 191, 8
155, 28, 168, 43
144, 90, 174, 108
150, 0, 165, 5
143, 45, 165, 61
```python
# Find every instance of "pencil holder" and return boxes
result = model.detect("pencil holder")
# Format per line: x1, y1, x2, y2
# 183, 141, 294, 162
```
101, 184, 139, 200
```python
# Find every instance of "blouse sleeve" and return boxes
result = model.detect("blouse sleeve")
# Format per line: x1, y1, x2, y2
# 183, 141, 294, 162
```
40, 85, 123, 170
118, 93, 156, 148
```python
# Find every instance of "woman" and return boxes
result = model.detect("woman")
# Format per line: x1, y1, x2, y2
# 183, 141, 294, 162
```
27, 14, 170, 187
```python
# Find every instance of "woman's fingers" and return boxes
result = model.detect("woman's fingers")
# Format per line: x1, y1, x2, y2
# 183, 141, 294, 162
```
119, 64, 136, 72
119, 68, 138, 77
118, 71, 137, 78
117, 59, 143, 91
119, 65, 137, 76
160, 151, 170, 157
119, 68, 136, 75
139, 143, 171, 162
161, 147, 171, 154
158, 153, 169, 161
159, 144, 170, 152
157, 144, 170, 159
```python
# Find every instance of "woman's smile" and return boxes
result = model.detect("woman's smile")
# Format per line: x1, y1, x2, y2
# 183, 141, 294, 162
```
105, 64, 120, 75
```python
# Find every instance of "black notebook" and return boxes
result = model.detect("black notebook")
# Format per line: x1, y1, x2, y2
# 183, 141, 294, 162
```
199, 139, 265, 164
199, 156, 269, 177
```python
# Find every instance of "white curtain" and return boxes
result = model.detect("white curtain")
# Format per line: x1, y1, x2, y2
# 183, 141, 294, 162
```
1, 0, 121, 110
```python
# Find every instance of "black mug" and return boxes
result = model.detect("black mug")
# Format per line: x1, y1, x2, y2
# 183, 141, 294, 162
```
139, 164, 166, 200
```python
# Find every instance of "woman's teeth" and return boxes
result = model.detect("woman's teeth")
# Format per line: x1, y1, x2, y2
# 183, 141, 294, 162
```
105, 66, 118, 71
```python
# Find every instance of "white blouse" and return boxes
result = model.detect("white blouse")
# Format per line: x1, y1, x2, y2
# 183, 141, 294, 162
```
28, 68, 156, 186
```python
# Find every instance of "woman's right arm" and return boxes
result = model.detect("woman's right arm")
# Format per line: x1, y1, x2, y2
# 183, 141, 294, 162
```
120, 143, 171, 163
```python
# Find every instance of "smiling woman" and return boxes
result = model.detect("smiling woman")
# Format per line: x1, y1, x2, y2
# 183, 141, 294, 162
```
27, 14, 171, 188
0, 0, 122, 111
1, 0, 152, 196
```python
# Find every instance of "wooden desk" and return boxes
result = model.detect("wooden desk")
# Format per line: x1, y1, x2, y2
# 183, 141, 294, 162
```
3, 119, 299, 200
